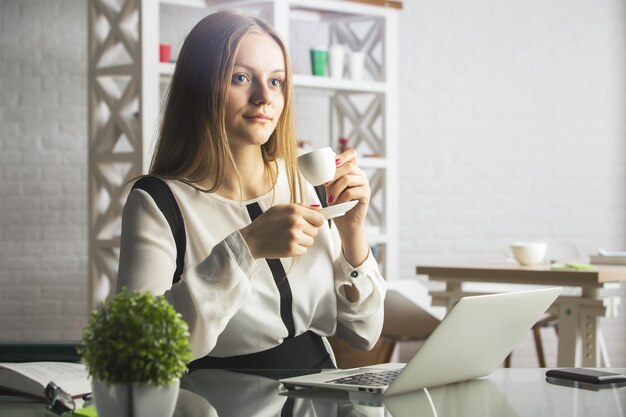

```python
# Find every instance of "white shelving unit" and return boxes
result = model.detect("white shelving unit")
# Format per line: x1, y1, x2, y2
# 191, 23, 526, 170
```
88, 0, 398, 306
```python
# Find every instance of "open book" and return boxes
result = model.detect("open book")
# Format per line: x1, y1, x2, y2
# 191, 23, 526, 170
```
0, 362, 90, 399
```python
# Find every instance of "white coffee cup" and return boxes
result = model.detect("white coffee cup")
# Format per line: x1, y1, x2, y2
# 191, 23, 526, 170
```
511, 242, 548, 266
329, 44, 345, 79
349, 51, 365, 81
298, 147, 336, 186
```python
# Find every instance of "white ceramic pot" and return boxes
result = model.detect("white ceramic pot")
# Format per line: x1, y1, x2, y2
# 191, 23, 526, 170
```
92, 378, 180, 417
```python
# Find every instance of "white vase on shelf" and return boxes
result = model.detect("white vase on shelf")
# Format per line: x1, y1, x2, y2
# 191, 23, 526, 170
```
349, 51, 365, 81
329, 44, 345, 79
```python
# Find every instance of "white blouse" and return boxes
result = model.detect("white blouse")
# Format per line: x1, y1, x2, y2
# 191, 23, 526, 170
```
117, 162, 386, 361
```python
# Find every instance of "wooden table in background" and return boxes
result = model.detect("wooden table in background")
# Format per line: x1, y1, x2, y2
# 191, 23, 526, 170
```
416, 263, 625, 367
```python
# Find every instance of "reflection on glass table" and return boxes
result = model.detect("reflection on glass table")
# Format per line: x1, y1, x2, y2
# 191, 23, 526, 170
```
178, 369, 354, 417
384, 378, 518, 417
173, 368, 626, 417
179, 368, 386, 417
1, 369, 624, 417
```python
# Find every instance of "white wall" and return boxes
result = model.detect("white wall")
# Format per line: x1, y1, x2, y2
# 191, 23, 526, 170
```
398, 0, 626, 267
398, 0, 626, 366
0, 0, 624, 366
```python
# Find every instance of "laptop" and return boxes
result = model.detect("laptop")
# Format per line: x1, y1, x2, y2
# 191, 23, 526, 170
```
281, 373, 520, 417
280, 287, 561, 397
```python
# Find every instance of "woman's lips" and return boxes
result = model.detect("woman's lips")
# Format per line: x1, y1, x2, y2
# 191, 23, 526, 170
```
243, 114, 272, 123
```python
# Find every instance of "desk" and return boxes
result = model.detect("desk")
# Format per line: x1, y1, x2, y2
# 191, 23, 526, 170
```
2, 368, 625, 416
416, 264, 626, 367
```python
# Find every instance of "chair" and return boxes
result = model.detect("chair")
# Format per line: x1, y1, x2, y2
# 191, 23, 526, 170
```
329, 280, 441, 367
380, 281, 442, 362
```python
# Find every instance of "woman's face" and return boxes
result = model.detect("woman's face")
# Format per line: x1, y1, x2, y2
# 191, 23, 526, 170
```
225, 32, 286, 150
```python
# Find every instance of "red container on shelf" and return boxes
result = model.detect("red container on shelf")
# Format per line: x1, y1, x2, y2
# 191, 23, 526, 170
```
159, 43, 171, 63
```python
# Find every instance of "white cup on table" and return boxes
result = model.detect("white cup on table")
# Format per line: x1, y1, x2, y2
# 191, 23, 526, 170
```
511, 242, 548, 266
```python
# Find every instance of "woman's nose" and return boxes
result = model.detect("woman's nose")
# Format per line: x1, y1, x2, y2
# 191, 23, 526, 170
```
250, 82, 272, 105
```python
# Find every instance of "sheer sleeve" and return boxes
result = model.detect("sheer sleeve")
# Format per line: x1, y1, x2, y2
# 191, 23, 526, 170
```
330, 224, 386, 350
117, 189, 258, 360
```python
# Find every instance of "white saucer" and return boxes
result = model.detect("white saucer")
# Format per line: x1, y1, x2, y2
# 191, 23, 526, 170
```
320, 200, 358, 220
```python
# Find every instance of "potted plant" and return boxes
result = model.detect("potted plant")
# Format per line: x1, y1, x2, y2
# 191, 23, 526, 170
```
79, 288, 192, 417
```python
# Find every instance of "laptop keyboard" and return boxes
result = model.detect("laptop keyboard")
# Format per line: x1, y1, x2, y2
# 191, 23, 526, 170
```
326, 368, 402, 387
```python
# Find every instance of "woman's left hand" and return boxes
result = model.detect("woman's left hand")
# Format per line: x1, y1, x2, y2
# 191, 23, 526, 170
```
325, 148, 370, 232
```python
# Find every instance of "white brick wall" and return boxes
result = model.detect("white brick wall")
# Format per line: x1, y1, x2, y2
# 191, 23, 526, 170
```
0, 0, 88, 340
398, 0, 626, 366
0, 0, 624, 366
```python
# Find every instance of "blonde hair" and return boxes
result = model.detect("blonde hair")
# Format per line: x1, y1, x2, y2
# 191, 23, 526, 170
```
149, 11, 303, 203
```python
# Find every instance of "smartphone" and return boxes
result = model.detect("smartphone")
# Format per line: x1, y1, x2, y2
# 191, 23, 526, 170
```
545, 368, 626, 384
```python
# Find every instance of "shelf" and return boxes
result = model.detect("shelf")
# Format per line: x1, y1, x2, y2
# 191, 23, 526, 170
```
90, 0, 397, 308
152, 0, 396, 284
159, 0, 208, 7
156, 1, 398, 21
159, 65, 386, 93
160, 0, 273, 10
159, 62, 175, 76
288, 8, 362, 23
293, 74, 386, 93
345, 0, 402, 9
288, 0, 393, 18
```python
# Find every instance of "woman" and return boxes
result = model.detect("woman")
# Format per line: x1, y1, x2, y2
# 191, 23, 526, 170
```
117, 11, 385, 369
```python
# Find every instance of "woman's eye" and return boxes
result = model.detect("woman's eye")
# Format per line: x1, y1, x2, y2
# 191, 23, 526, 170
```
233, 74, 249, 83
270, 78, 282, 87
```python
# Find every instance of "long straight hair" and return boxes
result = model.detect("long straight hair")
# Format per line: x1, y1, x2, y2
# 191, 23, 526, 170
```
149, 11, 303, 203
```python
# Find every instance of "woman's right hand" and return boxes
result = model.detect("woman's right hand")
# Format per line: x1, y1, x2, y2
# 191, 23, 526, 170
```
240, 204, 326, 259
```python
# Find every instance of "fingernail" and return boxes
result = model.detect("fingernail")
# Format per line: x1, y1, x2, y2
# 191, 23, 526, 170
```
335, 158, 341, 165
328, 195, 334, 203
309, 203, 320, 208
